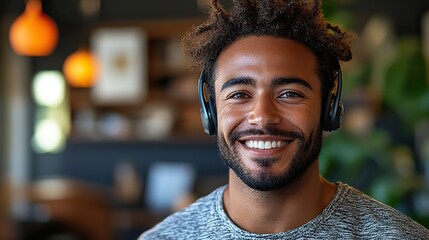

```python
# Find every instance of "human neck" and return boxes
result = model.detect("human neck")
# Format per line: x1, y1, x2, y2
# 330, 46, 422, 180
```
222, 161, 336, 234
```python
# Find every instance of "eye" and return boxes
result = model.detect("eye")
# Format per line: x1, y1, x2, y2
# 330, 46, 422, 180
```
227, 92, 250, 100
279, 91, 303, 99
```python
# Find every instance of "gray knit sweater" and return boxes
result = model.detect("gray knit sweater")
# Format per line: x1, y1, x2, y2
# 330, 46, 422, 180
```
139, 182, 429, 239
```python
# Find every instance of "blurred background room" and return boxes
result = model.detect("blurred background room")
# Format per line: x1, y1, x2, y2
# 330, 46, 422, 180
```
0, 0, 429, 239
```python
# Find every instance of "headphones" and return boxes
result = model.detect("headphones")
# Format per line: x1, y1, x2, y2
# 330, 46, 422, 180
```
322, 61, 343, 132
198, 69, 218, 135
198, 60, 344, 135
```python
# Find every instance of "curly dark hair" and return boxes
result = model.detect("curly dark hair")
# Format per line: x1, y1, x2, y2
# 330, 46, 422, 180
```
182, 0, 355, 106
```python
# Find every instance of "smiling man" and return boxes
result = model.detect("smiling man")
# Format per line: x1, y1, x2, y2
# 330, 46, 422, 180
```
139, 0, 429, 239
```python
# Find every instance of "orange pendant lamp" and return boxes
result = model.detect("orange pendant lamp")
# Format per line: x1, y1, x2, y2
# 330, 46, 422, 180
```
63, 48, 99, 88
9, 0, 59, 56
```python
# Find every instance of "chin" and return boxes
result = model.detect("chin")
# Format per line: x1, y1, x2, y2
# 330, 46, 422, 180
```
239, 168, 302, 191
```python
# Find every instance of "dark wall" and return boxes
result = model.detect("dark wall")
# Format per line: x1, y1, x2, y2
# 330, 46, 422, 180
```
33, 140, 226, 187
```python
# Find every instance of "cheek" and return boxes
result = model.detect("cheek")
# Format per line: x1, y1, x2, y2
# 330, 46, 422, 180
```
292, 105, 322, 131
217, 105, 246, 135
302, 107, 320, 123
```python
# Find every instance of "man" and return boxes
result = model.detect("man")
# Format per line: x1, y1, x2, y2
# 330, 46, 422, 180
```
140, 0, 429, 239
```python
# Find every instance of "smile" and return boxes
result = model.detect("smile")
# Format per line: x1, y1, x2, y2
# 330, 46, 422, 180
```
244, 140, 287, 150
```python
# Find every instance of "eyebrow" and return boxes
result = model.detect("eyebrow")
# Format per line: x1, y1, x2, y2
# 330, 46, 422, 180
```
220, 76, 313, 92
220, 77, 255, 92
271, 77, 313, 90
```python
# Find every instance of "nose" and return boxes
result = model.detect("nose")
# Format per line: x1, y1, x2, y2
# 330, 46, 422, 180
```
248, 93, 281, 128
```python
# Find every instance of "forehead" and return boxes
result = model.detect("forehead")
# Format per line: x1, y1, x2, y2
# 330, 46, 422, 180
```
215, 35, 319, 87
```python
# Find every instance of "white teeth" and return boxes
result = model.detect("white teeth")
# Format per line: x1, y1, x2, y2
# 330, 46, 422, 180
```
264, 141, 271, 149
245, 140, 285, 149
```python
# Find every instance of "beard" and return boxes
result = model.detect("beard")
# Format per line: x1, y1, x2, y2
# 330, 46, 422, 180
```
217, 126, 323, 191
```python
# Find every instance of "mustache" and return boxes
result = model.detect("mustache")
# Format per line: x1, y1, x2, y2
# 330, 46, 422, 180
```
229, 126, 304, 143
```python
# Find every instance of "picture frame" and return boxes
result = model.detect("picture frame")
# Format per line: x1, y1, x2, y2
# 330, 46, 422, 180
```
90, 27, 148, 104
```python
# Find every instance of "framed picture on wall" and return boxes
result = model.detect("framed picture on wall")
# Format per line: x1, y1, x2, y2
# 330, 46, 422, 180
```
90, 27, 148, 104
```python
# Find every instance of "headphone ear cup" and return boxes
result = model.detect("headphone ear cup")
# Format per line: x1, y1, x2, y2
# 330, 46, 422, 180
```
200, 105, 213, 135
329, 100, 343, 131
322, 93, 334, 131
198, 73, 217, 135
334, 101, 344, 130
323, 61, 344, 132
207, 98, 217, 134
323, 93, 343, 132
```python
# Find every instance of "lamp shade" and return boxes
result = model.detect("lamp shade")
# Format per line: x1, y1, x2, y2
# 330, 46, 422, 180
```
63, 49, 99, 88
9, 0, 59, 56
